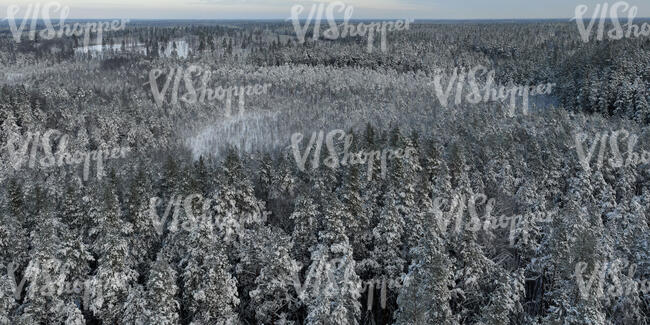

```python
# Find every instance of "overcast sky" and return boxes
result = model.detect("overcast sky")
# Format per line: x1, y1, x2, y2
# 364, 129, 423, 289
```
2, 0, 650, 20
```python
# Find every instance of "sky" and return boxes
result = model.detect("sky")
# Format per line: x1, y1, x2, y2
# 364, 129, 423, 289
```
2, 0, 650, 20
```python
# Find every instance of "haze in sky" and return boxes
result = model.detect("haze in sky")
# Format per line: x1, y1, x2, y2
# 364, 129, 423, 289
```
1, 0, 649, 20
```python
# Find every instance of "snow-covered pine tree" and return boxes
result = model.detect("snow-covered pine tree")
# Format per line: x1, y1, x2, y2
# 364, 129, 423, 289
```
302, 242, 362, 325
511, 180, 546, 257
603, 194, 648, 323
394, 218, 457, 325
477, 270, 525, 325
212, 148, 266, 247
0, 179, 29, 269
160, 156, 182, 202
121, 284, 147, 324
632, 78, 649, 124
303, 192, 361, 325
431, 159, 453, 206
541, 167, 607, 324
258, 152, 274, 201
87, 172, 138, 323
369, 186, 405, 318
60, 302, 86, 325
290, 195, 320, 267
192, 156, 213, 196
338, 162, 367, 260
145, 253, 180, 325
247, 227, 301, 324
452, 224, 495, 323
400, 136, 424, 260
161, 163, 201, 266
590, 170, 616, 225
61, 178, 88, 237
18, 199, 66, 323
273, 151, 297, 200
0, 274, 16, 324
128, 166, 159, 275
57, 222, 93, 311
0, 111, 26, 178
181, 218, 239, 324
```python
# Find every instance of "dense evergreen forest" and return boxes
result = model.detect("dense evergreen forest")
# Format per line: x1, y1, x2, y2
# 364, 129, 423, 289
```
0, 17, 649, 324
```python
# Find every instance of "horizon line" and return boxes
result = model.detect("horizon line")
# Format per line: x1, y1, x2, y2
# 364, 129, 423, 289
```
4, 17, 650, 21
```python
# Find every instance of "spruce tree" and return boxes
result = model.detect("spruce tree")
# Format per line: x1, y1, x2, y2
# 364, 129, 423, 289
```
87, 174, 138, 323
303, 193, 361, 325
248, 228, 301, 324
128, 167, 159, 275
0, 179, 29, 268
394, 220, 457, 325
541, 168, 607, 324
18, 202, 66, 323
290, 196, 320, 266
145, 253, 180, 324
181, 219, 239, 324
0, 274, 16, 324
